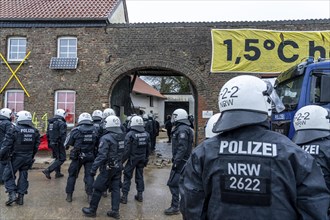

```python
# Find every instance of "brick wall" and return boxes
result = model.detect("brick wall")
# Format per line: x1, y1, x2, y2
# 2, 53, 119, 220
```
0, 19, 329, 142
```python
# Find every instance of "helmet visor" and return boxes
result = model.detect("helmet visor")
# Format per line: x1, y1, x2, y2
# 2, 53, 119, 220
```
264, 80, 285, 113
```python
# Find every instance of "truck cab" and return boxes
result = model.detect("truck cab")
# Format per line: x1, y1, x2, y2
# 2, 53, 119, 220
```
271, 58, 330, 139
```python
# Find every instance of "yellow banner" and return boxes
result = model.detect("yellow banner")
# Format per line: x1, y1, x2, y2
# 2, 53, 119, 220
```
211, 29, 330, 73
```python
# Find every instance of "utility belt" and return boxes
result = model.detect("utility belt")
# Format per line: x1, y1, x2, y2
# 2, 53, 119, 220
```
106, 160, 119, 171
70, 148, 94, 161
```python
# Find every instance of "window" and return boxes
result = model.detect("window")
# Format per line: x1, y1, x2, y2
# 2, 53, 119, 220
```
149, 96, 154, 107
58, 37, 77, 58
55, 90, 76, 126
5, 90, 24, 114
7, 37, 27, 61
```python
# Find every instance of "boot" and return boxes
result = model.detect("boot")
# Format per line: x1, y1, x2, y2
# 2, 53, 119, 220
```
87, 194, 92, 203
164, 206, 180, 215
82, 207, 96, 217
102, 191, 108, 197
107, 210, 120, 219
6, 192, 17, 206
120, 193, 127, 204
55, 173, 64, 179
134, 192, 143, 202
42, 169, 51, 179
66, 193, 72, 202
16, 194, 24, 205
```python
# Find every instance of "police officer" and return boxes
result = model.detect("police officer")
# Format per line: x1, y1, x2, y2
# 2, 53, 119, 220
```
120, 115, 150, 204
293, 105, 330, 190
164, 115, 173, 143
122, 115, 132, 133
64, 113, 98, 203
82, 115, 125, 219
145, 113, 157, 153
92, 110, 104, 136
0, 108, 14, 185
180, 75, 330, 219
164, 108, 194, 215
103, 108, 116, 119
42, 109, 67, 179
204, 113, 221, 139
0, 110, 40, 206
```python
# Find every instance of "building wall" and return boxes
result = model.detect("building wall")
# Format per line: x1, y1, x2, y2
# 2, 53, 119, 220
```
130, 92, 165, 125
108, 1, 127, 24
0, 19, 329, 142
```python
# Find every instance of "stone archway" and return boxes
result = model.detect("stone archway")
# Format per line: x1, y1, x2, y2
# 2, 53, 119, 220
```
101, 55, 207, 143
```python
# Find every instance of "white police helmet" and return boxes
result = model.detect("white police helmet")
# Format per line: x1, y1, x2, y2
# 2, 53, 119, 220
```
0, 108, 12, 119
213, 75, 278, 133
293, 105, 330, 144
142, 113, 148, 120
55, 109, 66, 118
103, 108, 115, 118
78, 112, 93, 125
171, 108, 190, 125
105, 115, 123, 134
16, 110, 32, 125
130, 115, 145, 132
205, 113, 221, 138
92, 110, 103, 120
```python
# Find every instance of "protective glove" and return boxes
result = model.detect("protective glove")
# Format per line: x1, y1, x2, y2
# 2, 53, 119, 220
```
144, 158, 149, 167
90, 170, 96, 177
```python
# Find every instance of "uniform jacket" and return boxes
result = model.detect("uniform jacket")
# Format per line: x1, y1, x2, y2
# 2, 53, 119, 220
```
46, 116, 67, 145
0, 123, 40, 159
181, 124, 330, 220
297, 137, 330, 191
91, 131, 125, 173
0, 116, 13, 149
122, 128, 151, 163
64, 124, 98, 154
171, 122, 194, 167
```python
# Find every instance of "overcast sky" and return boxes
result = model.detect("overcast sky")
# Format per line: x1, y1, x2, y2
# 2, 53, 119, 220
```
126, 0, 330, 23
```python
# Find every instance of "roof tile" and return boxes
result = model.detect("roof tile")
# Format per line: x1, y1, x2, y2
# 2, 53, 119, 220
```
133, 77, 167, 99
0, 0, 120, 19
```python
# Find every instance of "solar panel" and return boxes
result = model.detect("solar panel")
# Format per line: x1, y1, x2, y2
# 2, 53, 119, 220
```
49, 57, 78, 69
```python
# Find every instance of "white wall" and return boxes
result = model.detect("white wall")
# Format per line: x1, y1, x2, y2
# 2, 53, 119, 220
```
164, 94, 195, 116
108, 1, 127, 24
131, 93, 166, 125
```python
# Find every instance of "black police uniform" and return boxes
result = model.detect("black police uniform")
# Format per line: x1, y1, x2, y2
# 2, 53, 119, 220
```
145, 118, 156, 152
121, 126, 150, 202
64, 123, 98, 200
82, 130, 125, 218
0, 115, 14, 184
92, 117, 104, 137
44, 115, 67, 178
0, 121, 40, 205
166, 121, 193, 212
295, 137, 330, 191
180, 123, 330, 220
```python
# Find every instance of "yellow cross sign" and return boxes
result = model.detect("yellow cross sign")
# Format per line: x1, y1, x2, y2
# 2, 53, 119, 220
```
0, 52, 31, 97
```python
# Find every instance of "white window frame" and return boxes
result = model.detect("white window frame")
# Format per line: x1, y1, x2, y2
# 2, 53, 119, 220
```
4, 90, 24, 113
7, 37, 27, 62
57, 37, 77, 58
55, 90, 76, 127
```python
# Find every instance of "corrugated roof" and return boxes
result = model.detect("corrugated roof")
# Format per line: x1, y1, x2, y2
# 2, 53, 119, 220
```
0, 0, 120, 19
132, 77, 167, 99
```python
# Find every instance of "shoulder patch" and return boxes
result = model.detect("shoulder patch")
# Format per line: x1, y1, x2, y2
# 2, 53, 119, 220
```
179, 133, 186, 139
